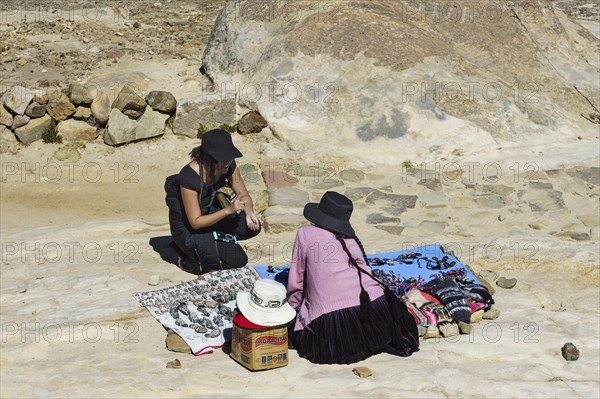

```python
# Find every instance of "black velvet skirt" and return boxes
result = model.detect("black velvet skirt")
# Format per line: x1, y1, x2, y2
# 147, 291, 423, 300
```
291, 295, 420, 364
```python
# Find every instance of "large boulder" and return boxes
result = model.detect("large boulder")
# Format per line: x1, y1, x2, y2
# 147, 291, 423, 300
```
104, 108, 169, 145
172, 98, 236, 138
11, 114, 30, 130
68, 83, 94, 106
91, 93, 111, 126
145, 91, 177, 114
57, 119, 98, 141
201, 0, 599, 163
237, 111, 267, 134
46, 92, 76, 122
111, 86, 147, 119
14, 114, 53, 144
2, 85, 35, 115
25, 102, 47, 118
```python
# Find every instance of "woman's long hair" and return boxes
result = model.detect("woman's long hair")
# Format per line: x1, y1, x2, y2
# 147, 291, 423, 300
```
190, 146, 219, 193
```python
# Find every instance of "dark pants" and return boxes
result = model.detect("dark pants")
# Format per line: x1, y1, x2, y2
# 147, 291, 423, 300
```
171, 211, 261, 275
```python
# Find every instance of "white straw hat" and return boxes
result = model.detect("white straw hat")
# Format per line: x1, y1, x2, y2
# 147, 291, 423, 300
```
236, 279, 296, 327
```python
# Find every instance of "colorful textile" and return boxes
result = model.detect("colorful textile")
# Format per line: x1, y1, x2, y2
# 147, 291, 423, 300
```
429, 279, 471, 324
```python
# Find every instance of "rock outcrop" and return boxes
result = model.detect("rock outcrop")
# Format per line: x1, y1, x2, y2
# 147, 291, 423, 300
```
201, 0, 599, 163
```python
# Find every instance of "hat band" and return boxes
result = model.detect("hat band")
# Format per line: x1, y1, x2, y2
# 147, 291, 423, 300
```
251, 291, 287, 309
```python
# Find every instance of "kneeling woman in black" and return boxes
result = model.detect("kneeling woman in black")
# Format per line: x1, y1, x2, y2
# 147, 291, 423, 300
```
165, 129, 261, 274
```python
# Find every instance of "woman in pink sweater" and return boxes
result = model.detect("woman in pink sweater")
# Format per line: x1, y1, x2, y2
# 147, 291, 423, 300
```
287, 191, 419, 364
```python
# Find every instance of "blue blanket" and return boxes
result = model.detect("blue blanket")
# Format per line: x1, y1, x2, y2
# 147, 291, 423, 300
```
252, 244, 479, 290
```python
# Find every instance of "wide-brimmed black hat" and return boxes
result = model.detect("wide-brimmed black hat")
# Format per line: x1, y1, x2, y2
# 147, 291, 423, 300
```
201, 128, 242, 161
303, 191, 355, 237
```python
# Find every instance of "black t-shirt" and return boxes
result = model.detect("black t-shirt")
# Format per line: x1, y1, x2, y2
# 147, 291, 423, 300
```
178, 161, 236, 214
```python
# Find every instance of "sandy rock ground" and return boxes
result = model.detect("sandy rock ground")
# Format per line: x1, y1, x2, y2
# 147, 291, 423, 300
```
1, 1, 599, 398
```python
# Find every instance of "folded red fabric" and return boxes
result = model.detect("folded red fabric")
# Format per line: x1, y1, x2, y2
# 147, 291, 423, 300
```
233, 313, 271, 329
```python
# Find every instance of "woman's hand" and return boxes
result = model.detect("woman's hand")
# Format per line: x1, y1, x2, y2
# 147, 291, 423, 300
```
228, 197, 246, 215
246, 211, 261, 231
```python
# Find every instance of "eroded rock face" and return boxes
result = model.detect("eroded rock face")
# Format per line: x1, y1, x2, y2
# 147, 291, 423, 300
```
201, 0, 599, 163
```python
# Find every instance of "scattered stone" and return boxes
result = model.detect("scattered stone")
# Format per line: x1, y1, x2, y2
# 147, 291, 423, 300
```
46, 92, 76, 122
366, 213, 401, 224
17, 284, 27, 294
339, 169, 365, 182
439, 323, 459, 337
148, 275, 160, 286
2, 85, 35, 115
237, 111, 267, 134
53, 142, 82, 162
352, 367, 372, 378
68, 83, 94, 106
475, 195, 505, 208
554, 231, 591, 241
0, 105, 14, 127
561, 343, 579, 361
14, 114, 52, 144
458, 321, 472, 334
60, 34, 70, 40
268, 188, 309, 208
497, 214, 506, 221
25, 102, 46, 118
91, 93, 111, 126
173, 98, 236, 138
73, 106, 92, 120
16, 58, 27, 66
375, 226, 405, 236
166, 330, 192, 354
167, 19, 189, 26
496, 277, 517, 289
477, 270, 499, 283
11, 114, 30, 130
145, 91, 177, 114
57, 119, 97, 141
418, 178, 442, 191
482, 308, 501, 320
166, 359, 182, 369
345, 187, 379, 201
262, 206, 306, 234
133, 21, 141, 29
470, 309, 484, 324
112, 86, 147, 119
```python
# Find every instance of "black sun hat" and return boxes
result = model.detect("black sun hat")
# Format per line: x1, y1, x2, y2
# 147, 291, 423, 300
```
303, 191, 355, 237
201, 128, 242, 161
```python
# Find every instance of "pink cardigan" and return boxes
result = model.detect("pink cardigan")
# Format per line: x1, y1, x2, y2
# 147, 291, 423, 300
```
286, 225, 384, 331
